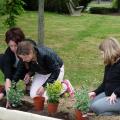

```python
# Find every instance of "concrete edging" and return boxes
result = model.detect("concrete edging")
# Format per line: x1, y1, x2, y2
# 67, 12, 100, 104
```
0, 107, 61, 120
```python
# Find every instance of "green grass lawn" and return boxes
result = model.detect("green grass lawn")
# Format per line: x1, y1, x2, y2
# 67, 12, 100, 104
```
0, 12, 120, 89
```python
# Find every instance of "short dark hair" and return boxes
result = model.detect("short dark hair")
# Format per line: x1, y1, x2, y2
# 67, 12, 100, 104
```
25, 38, 37, 46
17, 41, 35, 56
5, 27, 25, 44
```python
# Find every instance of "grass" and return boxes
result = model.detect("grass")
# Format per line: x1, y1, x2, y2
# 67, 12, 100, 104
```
0, 11, 120, 90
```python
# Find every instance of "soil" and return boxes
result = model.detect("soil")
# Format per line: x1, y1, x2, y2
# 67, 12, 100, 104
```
0, 96, 120, 120
0, 96, 74, 120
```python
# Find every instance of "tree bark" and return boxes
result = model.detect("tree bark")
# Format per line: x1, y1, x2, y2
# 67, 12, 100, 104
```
38, 0, 44, 46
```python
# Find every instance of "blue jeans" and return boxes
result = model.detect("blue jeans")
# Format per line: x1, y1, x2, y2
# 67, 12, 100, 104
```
90, 92, 120, 115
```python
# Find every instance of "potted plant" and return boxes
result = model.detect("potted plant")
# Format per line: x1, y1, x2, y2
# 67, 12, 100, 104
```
33, 96, 45, 111
46, 80, 62, 113
74, 86, 89, 120
7, 82, 24, 108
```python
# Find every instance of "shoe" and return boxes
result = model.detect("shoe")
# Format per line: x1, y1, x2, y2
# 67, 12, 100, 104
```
62, 80, 74, 97
60, 92, 70, 98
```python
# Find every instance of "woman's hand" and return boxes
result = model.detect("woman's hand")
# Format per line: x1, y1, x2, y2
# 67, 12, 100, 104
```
5, 79, 11, 91
24, 73, 30, 84
36, 86, 45, 96
88, 92, 96, 99
106, 92, 117, 105
5, 79, 11, 108
6, 101, 11, 109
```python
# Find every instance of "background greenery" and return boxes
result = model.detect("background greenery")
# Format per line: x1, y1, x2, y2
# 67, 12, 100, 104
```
0, 11, 120, 90
22, 0, 120, 14
0, 0, 5, 15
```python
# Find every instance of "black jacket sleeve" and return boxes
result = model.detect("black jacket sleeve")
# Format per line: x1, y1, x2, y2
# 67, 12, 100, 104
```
113, 64, 120, 96
3, 54, 13, 80
12, 60, 27, 83
42, 55, 61, 87
114, 88, 120, 96
114, 64, 120, 97
93, 67, 107, 95
94, 82, 105, 95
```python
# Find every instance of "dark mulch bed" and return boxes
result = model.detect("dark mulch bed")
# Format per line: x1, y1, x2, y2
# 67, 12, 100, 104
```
0, 98, 33, 111
1, 98, 120, 120
0, 98, 70, 120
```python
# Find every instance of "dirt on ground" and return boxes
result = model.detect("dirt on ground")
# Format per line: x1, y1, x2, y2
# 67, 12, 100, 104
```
0, 96, 120, 120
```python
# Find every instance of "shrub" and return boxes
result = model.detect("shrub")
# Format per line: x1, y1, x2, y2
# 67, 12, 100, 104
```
7, 82, 24, 107
89, 7, 117, 14
23, 0, 38, 11
46, 80, 62, 103
3, 0, 24, 28
78, 0, 93, 10
23, 0, 82, 14
74, 86, 89, 113
44, 0, 70, 14
0, 0, 6, 15
112, 0, 120, 11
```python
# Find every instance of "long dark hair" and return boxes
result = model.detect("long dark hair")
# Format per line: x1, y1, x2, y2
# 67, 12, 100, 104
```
5, 27, 25, 44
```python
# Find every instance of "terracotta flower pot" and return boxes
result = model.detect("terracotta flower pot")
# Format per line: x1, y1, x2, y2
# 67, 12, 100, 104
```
0, 85, 4, 93
75, 109, 87, 120
33, 96, 45, 111
48, 102, 59, 113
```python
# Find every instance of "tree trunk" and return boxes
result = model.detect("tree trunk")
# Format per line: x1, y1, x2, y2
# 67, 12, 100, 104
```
38, 0, 44, 46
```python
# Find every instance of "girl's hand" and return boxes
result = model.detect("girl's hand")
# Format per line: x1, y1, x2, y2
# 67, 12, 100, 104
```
24, 73, 30, 84
88, 92, 96, 99
106, 92, 117, 105
36, 86, 45, 96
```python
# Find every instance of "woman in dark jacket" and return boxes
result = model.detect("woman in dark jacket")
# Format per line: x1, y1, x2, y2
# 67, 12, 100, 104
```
0, 27, 27, 107
89, 37, 120, 115
16, 41, 74, 99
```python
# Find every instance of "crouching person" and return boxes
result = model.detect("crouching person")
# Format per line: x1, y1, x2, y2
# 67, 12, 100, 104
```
0, 27, 28, 108
16, 40, 74, 100
89, 38, 120, 115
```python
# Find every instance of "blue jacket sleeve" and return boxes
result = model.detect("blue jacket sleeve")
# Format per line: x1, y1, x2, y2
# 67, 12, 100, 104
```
42, 55, 61, 87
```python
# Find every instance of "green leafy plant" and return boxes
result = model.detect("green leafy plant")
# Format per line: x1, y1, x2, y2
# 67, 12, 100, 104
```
4, 0, 24, 28
0, 0, 6, 15
7, 82, 24, 107
74, 86, 89, 113
46, 80, 62, 103
112, 0, 120, 11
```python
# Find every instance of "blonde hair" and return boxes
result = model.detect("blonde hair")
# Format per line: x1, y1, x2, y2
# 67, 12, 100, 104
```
99, 37, 120, 65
